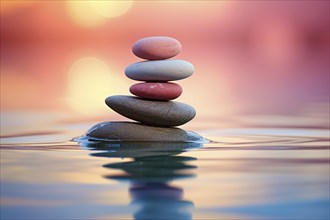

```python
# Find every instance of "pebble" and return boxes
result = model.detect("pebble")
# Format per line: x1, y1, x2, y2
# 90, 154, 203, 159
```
83, 121, 204, 142
130, 82, 182, 100
132, 36, 182, 60
105, 95, 196, 127
125, 60, 194, 81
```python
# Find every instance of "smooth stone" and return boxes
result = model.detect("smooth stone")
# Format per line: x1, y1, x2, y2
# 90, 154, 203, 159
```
130, 82, 182, 100
132, 36, 182, 60
105, 95, 196, 127
82, 121, 204, 142
125, 60, 194, 81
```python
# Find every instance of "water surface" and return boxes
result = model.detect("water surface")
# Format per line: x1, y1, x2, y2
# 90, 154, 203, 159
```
1, 113, 329, 220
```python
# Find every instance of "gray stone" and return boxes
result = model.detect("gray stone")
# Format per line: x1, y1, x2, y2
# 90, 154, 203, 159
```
82, 141, 203, 158
105, 95, 196, 127
125, 60, 194, 81
82, 121, 204, 142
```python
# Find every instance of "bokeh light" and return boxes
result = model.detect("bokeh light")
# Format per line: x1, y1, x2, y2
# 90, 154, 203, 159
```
66, 57, 129, 115
66, 0, 133, 27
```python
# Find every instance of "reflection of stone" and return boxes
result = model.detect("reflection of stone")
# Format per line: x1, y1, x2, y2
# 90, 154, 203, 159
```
81, 140, 203, 158
130, 183, 183, 200
104, 156, 197, 183
130, 183, 193, 220
82, 140, 201, 220
104, 156, 196, 220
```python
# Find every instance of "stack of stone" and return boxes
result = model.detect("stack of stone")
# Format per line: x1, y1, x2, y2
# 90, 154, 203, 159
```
106, 36, 196, 127
84, 36, 203, 142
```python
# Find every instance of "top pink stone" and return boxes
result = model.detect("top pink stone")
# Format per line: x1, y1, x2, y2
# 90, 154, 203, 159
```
132, 36, 182, 60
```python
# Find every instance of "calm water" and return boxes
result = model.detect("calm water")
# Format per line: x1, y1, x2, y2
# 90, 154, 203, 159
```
1, 112, 329, 220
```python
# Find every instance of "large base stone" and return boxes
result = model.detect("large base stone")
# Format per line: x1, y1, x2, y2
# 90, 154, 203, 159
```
81, 121, 205, 142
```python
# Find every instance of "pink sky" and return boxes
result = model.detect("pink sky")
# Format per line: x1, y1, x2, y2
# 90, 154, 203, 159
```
1, 1, 329, 119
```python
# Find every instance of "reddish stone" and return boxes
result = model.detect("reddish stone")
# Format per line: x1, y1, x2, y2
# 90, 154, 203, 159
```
130, 82, 182, 100
132, 36, 182, 60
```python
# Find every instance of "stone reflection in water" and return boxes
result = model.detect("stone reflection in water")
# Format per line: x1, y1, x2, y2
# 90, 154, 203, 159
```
106, 156, 196, 220
80, 140, 203, 158
81, 141, 202, 220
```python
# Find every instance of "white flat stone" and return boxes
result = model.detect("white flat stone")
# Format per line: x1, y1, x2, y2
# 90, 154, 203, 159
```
125, 60, 194, 81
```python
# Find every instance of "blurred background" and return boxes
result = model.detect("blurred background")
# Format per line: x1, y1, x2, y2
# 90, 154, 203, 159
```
1, 0, 329, 127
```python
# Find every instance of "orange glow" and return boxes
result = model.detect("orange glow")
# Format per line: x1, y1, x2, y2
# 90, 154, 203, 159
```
66, 0, 133, 27
66, 57, 130, 116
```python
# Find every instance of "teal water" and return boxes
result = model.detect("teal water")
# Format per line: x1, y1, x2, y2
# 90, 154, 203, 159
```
1, 113, 329, 220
